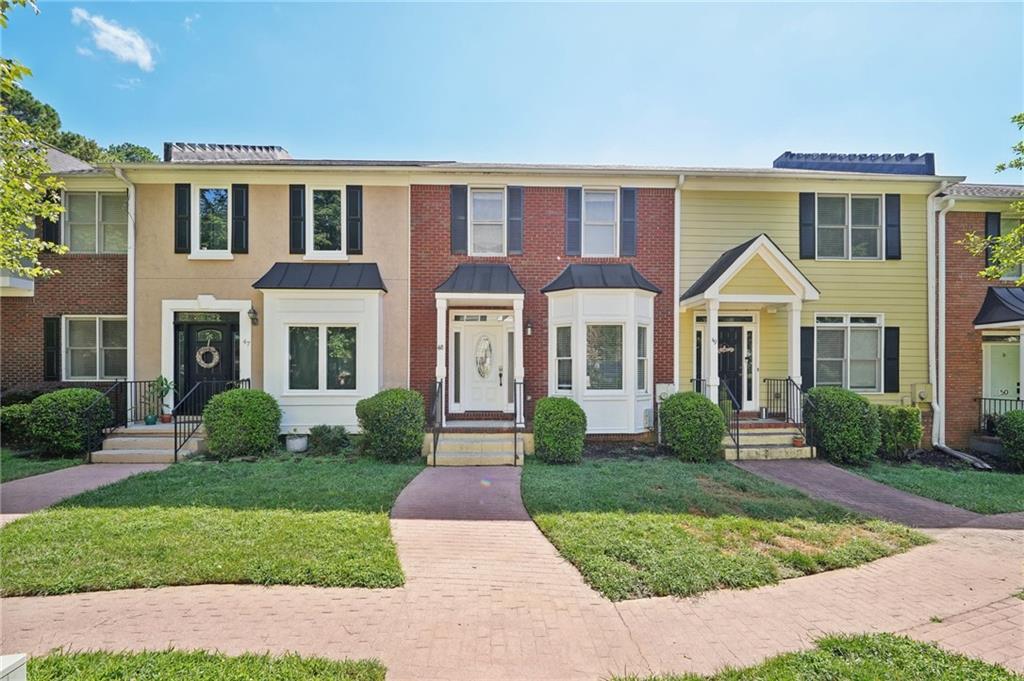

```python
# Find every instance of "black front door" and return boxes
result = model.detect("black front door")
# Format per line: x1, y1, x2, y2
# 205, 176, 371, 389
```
175, 318, 239, 414
718, 326, 743, 408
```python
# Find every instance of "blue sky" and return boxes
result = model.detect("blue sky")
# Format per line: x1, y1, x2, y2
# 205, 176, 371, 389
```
5, 2, 1022, 182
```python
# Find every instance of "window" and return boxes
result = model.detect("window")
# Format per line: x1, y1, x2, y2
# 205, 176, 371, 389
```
1000, 216, 1023, 280
311, 189, 343, 253
586, 324, 623, 390
64, 316, 127, 380
816, 194, 882, 260
469, 187, 504, 256
288, 325, 358, 391
637, 326, 649, 392
197, 187, 229, 251
583, 189, 617, 257
556, 326, 572, 390
64, 192, 128, 253
815, 314, 882, 392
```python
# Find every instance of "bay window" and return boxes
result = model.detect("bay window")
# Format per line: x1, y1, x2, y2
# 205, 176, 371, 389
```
555, 326, 572, 390
637, 325, 649, 392
288, 325, 357, 391
586, 324, 623, 390
63, 316, 127, 380
815, 315, 882, 392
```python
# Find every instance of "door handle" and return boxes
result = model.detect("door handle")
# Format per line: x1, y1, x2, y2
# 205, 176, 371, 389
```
499, 367, 503, 387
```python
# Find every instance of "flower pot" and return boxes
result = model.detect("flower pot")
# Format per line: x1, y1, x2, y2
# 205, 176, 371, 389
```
792, 436, 805, 447
286, 434, 308, 453
159, 414, 172, 424
144, 414, 158, 426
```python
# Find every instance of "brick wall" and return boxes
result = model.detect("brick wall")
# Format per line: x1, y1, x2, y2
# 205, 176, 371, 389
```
944, 211, 1013, 448
1, 253, 127, 392
409, 185, 675, 425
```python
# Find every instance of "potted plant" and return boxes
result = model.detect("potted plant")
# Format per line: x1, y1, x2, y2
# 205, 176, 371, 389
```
792, 434, 805, 447
145, 376, 174, 425
286, 427, 308, 453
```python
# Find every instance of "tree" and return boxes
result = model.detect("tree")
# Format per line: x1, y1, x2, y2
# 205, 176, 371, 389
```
0, 0, 67, 279
961, 113, 1024, 284
104, 142, 159, 163
2, 83, 58, 141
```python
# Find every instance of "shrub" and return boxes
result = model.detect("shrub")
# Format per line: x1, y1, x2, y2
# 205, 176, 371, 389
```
660, 391, 726, 462
805, 387, 880, 466
27, 388, 112, 456
202, 389, 281, 460
1, 403, 33, 449
307, 425, 351, 456
877, 405, 923, 461
355, 389, 424, 462
1, 387, 50, 406
533, 397, 587, 463
996, 409, 1024, 471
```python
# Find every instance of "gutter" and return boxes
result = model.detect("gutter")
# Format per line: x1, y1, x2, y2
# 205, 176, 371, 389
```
925, 181, 952, 446
935, 194, 956, 446
673, 175, 685, 392
114, 167, 136, 384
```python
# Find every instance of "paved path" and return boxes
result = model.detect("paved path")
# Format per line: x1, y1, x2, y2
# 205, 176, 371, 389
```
735, 459, 1024, 529
0, 464, 167, 526
392, 466, 530, 521
2, 466, 1022, 679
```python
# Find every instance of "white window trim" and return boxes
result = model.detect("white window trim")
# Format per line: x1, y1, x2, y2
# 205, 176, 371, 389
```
62, 191, 129, 254
305, 186, 347, 261
999, 216, 1023, 281
637, 324, 650, 394
554, 325, 573, 392
61, 314, 128, 381
582, 187, 619, 258
190, 185, 233, 260
468, 185, 507, 257
284, 323, 359, 394
584, 322, 627, 394
815, 193, 884, 262
813, 313, 885, 394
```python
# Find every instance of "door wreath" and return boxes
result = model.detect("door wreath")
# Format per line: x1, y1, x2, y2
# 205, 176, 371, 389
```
195, 345, 221, 369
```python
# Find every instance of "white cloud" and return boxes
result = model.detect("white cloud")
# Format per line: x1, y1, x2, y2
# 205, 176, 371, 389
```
75, 45, 93, 57
183, 13, 200, 32
71, 7, 155, 72
114, 77, 141, 90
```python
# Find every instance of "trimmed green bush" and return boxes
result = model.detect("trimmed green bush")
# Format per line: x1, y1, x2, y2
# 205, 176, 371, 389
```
202, 389, 281, 460
877, 405, 923, 461
1, 403, 33, 449
660, 391, 726, 461
996, 409, 1024, 471
307, 425, 351, 456
806, 387, 880, 466
0, 387, 50, 406
27, 388, 112, 456
533, 397, 587, 463
356, 389, 424, 462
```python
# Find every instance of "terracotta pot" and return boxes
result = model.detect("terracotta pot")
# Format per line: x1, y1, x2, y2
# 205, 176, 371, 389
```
792, 436, 805, 447
159, 414, 172, 424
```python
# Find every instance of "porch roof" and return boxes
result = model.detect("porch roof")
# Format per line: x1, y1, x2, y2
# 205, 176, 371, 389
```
541, 264, 661, 294
252, 262, 387, 291
974, 287, 1024, 328
435, 263, 525, 295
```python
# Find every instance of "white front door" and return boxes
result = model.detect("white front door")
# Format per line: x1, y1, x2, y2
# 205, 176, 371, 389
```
984, 342, 1021, 399
463, 323, 507, 411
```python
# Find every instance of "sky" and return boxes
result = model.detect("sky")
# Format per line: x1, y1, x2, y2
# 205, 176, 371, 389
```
4, 1, 1022, 183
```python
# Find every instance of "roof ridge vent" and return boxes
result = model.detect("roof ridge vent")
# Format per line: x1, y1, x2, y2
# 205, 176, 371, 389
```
773, 151, 935, 176
163, 142, 292, 163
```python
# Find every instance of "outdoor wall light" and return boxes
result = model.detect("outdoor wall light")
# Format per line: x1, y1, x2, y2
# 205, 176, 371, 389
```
247, 305, 259, 325
526, 321, 533, 336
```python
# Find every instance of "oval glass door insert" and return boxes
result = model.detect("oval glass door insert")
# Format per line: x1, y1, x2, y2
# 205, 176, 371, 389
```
475, 336, 493, 378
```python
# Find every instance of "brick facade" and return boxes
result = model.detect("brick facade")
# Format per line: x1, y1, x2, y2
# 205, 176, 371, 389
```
409, 184, 675, 427
943, 211, 1014, 448
1, 253, 127, 393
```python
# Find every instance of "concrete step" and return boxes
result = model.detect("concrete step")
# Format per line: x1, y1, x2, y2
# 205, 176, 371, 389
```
111, 424, 206, 437
432, 451, 521, 467
437, 436, 518, 454
91, 449, 176, 464
102, 436, 201, 452
723, 444, 815, 461
725, 431, 804, 446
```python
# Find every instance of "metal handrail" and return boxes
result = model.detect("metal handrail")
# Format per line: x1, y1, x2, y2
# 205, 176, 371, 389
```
82, 381, 122, 461
763, 377, 814, 444
172, 378, 250, 460
718, 380, 741, 457
976, 396, 1024, 434
429, 379, 442, 466
512, 380, 524, 466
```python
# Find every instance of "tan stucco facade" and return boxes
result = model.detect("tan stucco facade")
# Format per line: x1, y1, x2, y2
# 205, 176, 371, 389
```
133, 183, 410, 389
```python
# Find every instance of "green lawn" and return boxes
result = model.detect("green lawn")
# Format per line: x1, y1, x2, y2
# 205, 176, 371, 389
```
1, 448, 83, 482
0, 457, 422, 596
853, 462, 1024, 514
522, 458, 928, 601
613, 633, 1018, 680
28, 650, 385, 681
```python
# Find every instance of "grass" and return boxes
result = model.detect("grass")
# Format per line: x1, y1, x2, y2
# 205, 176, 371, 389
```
521, 458, 929, 601
1, 448, 83, 482
28, 650, 385, 680
0, 457, 422, 596
853, 462, 1024, 514
612, 633, 1019, 680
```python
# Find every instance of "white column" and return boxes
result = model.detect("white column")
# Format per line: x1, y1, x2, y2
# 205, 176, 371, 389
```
513, 298, 526, 426
435, 298, 447, 426
704, 299, 719, 399
788, 300, 802, 386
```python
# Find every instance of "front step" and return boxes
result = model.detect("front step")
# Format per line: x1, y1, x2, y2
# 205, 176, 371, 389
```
725, 429, 805, 446
92, 424, 205, 463
91, 449, 176, 463
423, 432, 529, 466
723, 444, 815, 461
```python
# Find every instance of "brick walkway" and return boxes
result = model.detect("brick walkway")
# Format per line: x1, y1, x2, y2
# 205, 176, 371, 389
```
1, 466, 1021, 679
735, 459, 1024, 529
0, 464, 167, 526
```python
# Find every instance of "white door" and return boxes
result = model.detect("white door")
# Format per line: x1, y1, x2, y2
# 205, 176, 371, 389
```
463, 324, 506, 411
984, 343, 1021, 399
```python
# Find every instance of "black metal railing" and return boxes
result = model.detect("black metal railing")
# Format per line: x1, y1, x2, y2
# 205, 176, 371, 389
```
977, 397, 1024, 435
429, 379, 443, 466
173, 379, 250, 460
763, 377, 814, 445
718, 381, 741, 457
513, 380, 525, 466
113, 380, 166, 427
81, 382, 123, 459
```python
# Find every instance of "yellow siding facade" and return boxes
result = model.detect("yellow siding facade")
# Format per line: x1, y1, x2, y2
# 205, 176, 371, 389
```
679, 182, 933, 408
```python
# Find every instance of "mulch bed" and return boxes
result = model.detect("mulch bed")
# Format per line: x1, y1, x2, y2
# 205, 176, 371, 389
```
582, 441, 673, 460
898, 448, 1019, 474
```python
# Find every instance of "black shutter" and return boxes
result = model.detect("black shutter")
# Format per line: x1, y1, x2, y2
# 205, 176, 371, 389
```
174, 183, 190, 253
985, 212, 1001, 266
799, 192, 815, 259
565, 187, 582, 256
39, 191, 61, 242
507, 186, 523, 255
620, 187, 637, 257
450, 185, 467, 255
346, 186, 363, 255
884, 327, 900, 393
884, 194, 901, 260
800, 326, 815, 390
231, 184, 248, 254
43, 317, 60, 381
289, 185, 305, 254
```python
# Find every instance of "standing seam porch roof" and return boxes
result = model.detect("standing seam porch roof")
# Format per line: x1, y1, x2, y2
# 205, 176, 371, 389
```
435, 264, 525, 295
541, 264, 661, 294
252, 262, 387, 291
974, 287, 1024, 327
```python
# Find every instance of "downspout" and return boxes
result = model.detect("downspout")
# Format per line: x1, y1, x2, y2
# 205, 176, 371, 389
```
114, 167, 136, 384
925, 181, 951, 446
936, 194, 956, 445
674, 174, 685, 391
